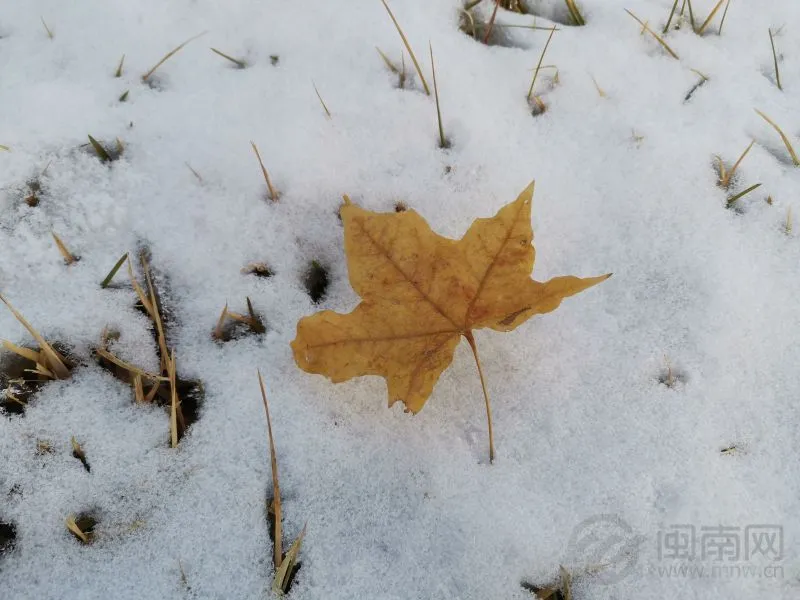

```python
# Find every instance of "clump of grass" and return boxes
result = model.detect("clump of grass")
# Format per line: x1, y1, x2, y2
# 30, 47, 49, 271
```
141, 32, 206, 83
0, 294, 71, 381
715, 139, 754, 189
257, 372, 305, 594
768, 28, 782, 91
87, 135, 124, 163
212, 298, 266, 342
97, 254, 203, 444
312, 82, 332, 118
755, 109, 799, 166
429, 43, 449, 149
625, 9, 679, 59
210, 47, 247, 69
52, 232, 80, 265
379, 0, 430, 95
250, 141, 280, 202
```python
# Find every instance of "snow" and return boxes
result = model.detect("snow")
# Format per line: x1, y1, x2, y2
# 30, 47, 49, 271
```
1, 0, 800, 598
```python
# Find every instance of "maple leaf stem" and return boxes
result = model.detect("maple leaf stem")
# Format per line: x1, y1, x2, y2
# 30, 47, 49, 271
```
464, 331, 495, 464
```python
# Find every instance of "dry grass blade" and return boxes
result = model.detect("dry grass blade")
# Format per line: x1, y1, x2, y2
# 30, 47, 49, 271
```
272, 524, 306, 594
590, 74, 607, 97
2, 340, 41, 364
0, 145, 9, 152
101, 252, 129, 288
718, 0, 731, 34
52, 232, 78, 265
564, 0, 585, 26
429, 43, 448, 149
312, 82, 332, 118
142, 31, 206, 82
210, 47, 246, 68
484, 0, 500, 44
142, 256, 169, 372
126, 258, 155, 317
663, 0, 680, 33
697, 0, 726, 34
88, 135, 112, 162
376, 47, 400, 73
6, 392, 27, 407
0, 294, 70, 379
769, 29, 781, 91
118, 90, 129, 102
786, 207, 793, 235
212, 303, 228, 340
527, 26, 557, 101
719, 139, 754, 188
685, 0, 696, 31
755, 109, 799, 166
257, 370, 282, 570
625, 9, 679, 59
95, 347, 167, 382
250, 141, 279, 202
41, 17, 53, 39
133, 374, 145, 403
65, 516, 89, 544
168, 350, 178, 447
379, 0, 430, 95
115, 54, 125, 77
246, 297, 266, 334
71, 436, 90, 471
727, 183, 761, 207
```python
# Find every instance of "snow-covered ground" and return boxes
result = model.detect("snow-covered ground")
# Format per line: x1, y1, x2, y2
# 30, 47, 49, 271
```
1, 0, 799, 598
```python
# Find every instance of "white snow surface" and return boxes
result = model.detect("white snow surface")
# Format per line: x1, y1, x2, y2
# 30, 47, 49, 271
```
1, 0, 800, 598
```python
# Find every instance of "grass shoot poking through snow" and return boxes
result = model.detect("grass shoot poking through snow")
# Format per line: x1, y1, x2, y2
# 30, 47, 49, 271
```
429, 43, 449, 149
527, 25, 557, 105
716, 140, 754, 189
312, 82, 332, 118
379, 0, 430, 95
755, 109, 799, 166
51, 232, 79, 265
141, 32, 206, 83
210, 47, 247, 69
768, 28, 782, 90
250, 141, 280, 201
100, 252, 129, 288
0, 294, 71, 380
625, 9, 679, 59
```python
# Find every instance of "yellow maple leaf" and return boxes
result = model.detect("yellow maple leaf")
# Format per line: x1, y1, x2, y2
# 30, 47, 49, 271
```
291, 182, 610, 461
